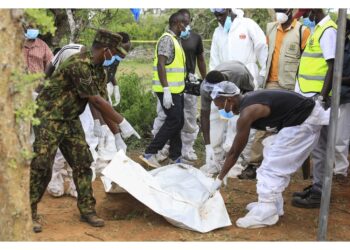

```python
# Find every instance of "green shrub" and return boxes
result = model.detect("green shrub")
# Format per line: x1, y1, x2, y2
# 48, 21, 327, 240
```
117, 72, 157, 141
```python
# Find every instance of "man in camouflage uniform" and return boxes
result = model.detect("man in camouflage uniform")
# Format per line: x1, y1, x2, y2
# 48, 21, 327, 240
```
30, 30, 139, 233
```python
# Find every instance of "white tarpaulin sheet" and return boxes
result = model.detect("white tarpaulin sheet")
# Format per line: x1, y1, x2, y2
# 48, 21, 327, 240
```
101, 150, 232, 233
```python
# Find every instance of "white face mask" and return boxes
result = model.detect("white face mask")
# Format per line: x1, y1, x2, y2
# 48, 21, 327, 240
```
276, 12, 288, 24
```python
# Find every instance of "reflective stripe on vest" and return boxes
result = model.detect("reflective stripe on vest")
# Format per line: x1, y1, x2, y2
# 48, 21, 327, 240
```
152, 32, 186, 94
298, 19, 337, 94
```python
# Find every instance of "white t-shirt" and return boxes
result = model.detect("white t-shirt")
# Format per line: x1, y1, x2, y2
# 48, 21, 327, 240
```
51, 44, 84, 69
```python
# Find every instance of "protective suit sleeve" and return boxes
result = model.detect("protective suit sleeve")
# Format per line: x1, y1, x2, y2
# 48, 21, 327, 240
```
209, 29, 221, 71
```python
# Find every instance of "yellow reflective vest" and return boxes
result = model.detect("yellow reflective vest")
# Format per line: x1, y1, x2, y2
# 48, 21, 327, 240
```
152, 32, 186, 93
297, 19, 337, 94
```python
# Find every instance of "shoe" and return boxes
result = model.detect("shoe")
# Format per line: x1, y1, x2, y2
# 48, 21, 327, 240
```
182, 151, 198, 161
139, 154, 161, 168
238, 164, 257, 180
246, 195, 284, 216
291, 188, 321, 208
80, 213, 105, 227
169, 157, 193, 165
236, 202, 279, 228
292, 184, 312, 198
32, 218, 42, 233
156, 146, 169, 162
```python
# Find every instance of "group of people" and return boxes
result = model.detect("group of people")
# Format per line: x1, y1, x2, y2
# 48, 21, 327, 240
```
23, 8, 350, 232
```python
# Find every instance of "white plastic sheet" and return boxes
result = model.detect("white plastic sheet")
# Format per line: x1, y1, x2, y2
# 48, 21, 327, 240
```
101, 151, 232, 233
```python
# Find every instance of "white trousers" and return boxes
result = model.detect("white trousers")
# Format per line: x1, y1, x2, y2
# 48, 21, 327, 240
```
334, 103, 350, 176
47, 105, 99, 195
209, 103, 256, 168
256, 102, 329, 203
152, 93, 199, 155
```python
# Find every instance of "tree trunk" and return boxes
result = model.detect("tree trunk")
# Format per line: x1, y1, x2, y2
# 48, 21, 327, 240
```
0, 9, 32, 240
66, 9, 77, 43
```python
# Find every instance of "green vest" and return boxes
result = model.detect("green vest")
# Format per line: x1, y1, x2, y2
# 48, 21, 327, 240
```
152, 32, 186, 93
297, 19, 337, 94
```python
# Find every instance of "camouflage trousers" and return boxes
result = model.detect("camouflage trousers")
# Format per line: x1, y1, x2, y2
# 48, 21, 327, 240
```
30, 119, 96, 218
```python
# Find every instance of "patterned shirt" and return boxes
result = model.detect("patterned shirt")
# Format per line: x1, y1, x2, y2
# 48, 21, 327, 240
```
35, 51, 106, 121
157, 30, 182, 64
23, 38, 53, 73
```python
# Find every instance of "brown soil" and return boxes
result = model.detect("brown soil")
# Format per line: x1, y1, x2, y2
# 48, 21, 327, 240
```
33, 151, 350, 241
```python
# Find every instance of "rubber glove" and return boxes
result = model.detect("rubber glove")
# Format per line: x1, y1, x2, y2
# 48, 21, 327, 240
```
106, 82, 114, 105
93, 119, 103, 138
163, 87, 173, 109
114, 133, 127, 152
205, 144, 216, 168
97, 125, 109, 149
118, 118, 141, 139
208, 177, 222, 197
112, 85, 121, 107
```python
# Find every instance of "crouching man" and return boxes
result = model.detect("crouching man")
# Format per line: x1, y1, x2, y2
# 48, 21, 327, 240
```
207, 81, 329, 228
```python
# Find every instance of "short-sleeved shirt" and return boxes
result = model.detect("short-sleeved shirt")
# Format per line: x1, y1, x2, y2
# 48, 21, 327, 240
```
35, 51, 106, 121
200, 60, 255, 111
181, 31, 204, 74
23, 38, 53, 73
51, 44, 84, 69
157, 30, 182, 65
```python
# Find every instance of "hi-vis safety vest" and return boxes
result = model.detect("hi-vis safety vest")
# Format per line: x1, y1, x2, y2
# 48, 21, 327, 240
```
297, 19, 337, 94
152, 32, 186, 93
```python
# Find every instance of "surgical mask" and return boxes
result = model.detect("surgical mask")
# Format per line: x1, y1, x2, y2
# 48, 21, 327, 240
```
180, 25, 191, 39
276, 12, 288, 24
25, 29, 39, 39
114, 55, 123, 62
218, 100, 234, 120
303, 17, 316, 30
223, 16, 232, 33
103, 50, 116, 67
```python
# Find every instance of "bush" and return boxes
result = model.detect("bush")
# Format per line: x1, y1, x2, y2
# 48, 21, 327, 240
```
117, 72, 157, 141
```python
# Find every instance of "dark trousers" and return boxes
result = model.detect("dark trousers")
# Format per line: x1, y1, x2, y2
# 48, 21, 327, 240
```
146, 92, 184, 160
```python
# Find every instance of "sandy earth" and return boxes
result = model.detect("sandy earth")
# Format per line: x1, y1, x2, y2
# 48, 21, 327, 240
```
32, 153, 350, 241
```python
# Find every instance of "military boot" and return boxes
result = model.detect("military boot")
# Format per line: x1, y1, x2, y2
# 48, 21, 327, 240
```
80, 213, 105, 227
32, 217, 42, 233
291, 188, 321, 208
292, 184, 312, 198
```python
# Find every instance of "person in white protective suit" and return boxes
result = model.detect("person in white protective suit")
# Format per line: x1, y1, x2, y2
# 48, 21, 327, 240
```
199, 61, 255, 176
207, 81, 329, 228
151, 9, 207, 162
207, 8, 268, 176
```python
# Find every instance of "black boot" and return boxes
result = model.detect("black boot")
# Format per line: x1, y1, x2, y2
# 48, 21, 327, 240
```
291, 188, 321, 208
292, 184, 313, 198
238, 164, 257, 180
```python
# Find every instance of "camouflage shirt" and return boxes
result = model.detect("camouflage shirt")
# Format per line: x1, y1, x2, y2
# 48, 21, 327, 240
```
35, 50, 107, 121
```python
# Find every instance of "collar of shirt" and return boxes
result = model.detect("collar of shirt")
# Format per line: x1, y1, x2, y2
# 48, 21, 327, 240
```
277, 18, 297, 32
317, 15, 331, 28
24, 38, 40, 49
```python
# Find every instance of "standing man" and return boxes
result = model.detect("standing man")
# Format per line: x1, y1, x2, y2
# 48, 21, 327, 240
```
241, 9, 311, 179
152, 9, 207, 162
200, 61, 255, 175
23, 24, 53, 74
30, 30, 139, 232
206, 82, 329, 228
140, 12, 187, 168
292, 9, 337, 208
209, 8, 267, 88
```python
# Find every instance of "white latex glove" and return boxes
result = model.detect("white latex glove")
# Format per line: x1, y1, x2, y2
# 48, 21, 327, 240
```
205, 144, 216, 168
106, 82, 114, 105
118, 118, 141, 139
93, 119, 103, 138
163, 87, 173, 109
114, 133, 127, 152
112, 85, 121, 107
208, 177, 222, 197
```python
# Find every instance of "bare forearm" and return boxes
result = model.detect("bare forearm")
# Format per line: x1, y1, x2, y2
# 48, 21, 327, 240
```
197, 54, 207, 79
88, 96, 124, 124
157, 64, 168, 87
320, 61, 334, 98
89, 103, 105, 125
218, 152, 239, 180
200, 109, 211, 145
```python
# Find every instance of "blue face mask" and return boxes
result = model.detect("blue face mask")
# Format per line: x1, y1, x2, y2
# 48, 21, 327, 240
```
218, 100, 234, 120
180, 25, 191, 39
25, 29, 39, 39
223, 16, 232, 33
114, 55, 123, 62
303, 17, 316, 30
103, 49, 116, 67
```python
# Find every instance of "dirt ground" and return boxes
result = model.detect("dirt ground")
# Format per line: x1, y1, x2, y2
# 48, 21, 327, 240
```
33, 151, 350, 241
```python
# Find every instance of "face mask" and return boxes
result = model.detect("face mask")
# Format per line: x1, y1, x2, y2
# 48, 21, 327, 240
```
218, 99, 234, 120
275, 12, 288, 24
180, 25, 191, 39
114, 55, 123, 62
303, 17, 316, 30
103, 50, 116, 67
223, 16, 232, 33
25, 29, 39, 39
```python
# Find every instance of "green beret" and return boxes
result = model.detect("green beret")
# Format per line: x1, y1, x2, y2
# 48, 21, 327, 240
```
93, 29, 122, 51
